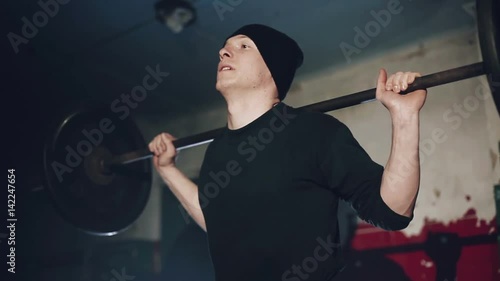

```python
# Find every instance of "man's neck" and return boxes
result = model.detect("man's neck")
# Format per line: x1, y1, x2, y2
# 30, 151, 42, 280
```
226, 98, 280, 130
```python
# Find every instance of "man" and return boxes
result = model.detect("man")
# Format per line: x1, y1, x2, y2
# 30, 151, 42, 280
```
149, 24, 426, 281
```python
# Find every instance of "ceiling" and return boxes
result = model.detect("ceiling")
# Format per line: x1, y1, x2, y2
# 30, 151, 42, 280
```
5, 0, 476, 123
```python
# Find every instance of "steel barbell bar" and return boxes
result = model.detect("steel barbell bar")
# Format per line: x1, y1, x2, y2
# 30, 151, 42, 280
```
103, 62, 496, 169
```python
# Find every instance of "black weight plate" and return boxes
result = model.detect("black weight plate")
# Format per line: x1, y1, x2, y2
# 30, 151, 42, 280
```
43, 105, 152, 236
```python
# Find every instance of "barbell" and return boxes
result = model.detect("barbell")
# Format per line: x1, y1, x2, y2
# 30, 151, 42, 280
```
43, 0, 499, 236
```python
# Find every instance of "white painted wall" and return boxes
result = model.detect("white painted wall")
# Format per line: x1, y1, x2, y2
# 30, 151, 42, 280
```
125, 27, 500, 241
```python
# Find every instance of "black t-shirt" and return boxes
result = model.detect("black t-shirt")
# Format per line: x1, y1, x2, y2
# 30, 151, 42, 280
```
197, 102, 412, 281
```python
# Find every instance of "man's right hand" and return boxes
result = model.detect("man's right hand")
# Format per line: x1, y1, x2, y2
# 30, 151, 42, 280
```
148, 132, 177, 170
148, 133, 206, 231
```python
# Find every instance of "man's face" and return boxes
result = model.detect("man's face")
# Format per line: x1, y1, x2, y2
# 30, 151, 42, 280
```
216, 35, 274, 94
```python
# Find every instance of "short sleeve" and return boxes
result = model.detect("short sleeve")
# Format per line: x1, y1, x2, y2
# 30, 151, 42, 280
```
320, 119, 412, 230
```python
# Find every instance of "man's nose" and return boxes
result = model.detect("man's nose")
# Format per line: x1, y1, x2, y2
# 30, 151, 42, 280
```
219, 46, 232, 60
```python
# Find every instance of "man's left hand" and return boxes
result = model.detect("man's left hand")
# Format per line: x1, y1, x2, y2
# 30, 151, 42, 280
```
376, 69, 427, 116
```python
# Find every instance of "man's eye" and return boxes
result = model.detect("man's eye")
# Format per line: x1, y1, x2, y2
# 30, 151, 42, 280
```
242, 44, 249, 49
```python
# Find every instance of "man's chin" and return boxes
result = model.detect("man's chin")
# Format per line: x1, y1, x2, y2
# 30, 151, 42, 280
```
215, 79, 232, 92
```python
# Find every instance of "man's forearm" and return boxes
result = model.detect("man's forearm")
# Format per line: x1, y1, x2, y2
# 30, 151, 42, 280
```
159, 167, 207, 231
381, 112, 420, 217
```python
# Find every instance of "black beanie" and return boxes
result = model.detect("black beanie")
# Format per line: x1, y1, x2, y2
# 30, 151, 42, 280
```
225, 24, 304, 100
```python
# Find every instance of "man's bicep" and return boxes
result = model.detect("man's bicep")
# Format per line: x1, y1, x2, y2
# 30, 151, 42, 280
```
320, 122, 383, 198
320, 122, 411, 230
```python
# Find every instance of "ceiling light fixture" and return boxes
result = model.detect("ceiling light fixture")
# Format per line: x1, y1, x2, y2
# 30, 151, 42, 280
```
154, 0, 197, 34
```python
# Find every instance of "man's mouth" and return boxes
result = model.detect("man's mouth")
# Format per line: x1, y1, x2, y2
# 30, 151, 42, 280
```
219, 65, 234, 72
